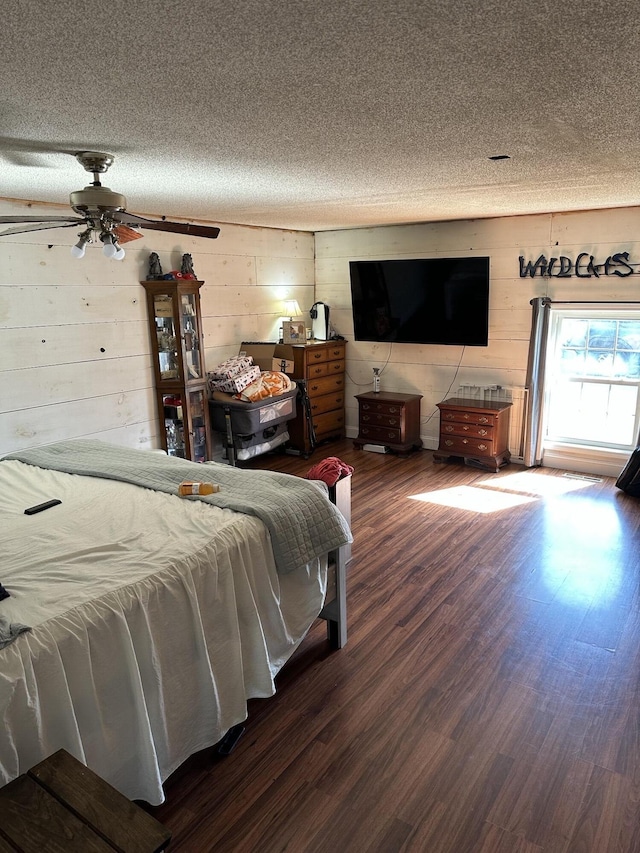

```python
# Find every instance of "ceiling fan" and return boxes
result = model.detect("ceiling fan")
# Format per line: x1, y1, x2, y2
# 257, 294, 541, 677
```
0, 151, 220, 260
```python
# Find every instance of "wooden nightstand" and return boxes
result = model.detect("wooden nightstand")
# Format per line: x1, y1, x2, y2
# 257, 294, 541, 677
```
434, 397, 512, 472
354, 391, 423, 455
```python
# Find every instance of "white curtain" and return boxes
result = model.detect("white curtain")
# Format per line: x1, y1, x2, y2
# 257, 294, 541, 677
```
523, 297, 551, 467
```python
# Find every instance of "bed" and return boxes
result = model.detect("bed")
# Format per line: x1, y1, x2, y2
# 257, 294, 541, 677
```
0, 440, 351, 806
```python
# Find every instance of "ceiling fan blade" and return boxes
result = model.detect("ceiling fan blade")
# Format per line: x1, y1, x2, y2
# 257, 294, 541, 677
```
0, 219, 85, 237
114, 212, 220, 240
113, 224, 143, 244
0, 215, 84, 224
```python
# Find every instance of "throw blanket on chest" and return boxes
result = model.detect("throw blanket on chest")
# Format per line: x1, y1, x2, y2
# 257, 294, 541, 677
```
5, 440, 352, 575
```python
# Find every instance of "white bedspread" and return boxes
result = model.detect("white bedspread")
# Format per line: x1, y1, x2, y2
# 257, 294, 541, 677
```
0, 459, 327, 805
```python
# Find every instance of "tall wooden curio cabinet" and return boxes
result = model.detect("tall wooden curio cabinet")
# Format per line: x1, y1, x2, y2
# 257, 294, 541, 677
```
142, 279, 212, 462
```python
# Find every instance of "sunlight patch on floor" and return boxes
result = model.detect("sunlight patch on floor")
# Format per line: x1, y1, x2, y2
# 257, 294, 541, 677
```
409, 485, 536, 513
475, 470, 594, 497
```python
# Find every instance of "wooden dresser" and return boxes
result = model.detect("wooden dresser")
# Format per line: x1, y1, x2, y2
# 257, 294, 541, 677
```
287, 340, 346, 455
434, 397, 512, 472
354, 391, 423, 455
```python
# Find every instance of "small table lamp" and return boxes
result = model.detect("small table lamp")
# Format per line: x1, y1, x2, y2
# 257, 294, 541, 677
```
283, 299, 302, 320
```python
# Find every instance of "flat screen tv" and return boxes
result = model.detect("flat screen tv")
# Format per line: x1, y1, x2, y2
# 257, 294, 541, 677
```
349, 257, 490, 346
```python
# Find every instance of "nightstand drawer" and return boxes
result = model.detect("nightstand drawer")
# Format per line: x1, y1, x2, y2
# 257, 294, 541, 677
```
439, 435, 494, 455
358, 424, 402, 443
440, 409, 496, 428
441, 422, 493, 439
360, 411, 402, 428
359, 399, 405, 417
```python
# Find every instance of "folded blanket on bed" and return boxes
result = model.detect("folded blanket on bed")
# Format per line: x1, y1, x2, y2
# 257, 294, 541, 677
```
5, 441, 352, 575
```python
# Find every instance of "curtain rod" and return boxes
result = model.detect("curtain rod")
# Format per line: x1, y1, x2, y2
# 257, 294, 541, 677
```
531, 298, 640, 306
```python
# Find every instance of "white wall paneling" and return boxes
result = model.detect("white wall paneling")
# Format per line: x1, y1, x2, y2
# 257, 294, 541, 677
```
316, 207, 640, 462
0, 199, 314, 456
3, 196, 640, 468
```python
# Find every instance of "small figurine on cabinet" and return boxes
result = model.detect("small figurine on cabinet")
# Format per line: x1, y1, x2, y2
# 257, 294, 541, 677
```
146, 252, 163, 280
181, 253, 197, 280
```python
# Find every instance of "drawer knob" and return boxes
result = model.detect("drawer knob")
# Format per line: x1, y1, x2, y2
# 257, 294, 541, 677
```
462, 425, 470, 431
362, 403, 370, 410
478, 443, 488, 451
388, 406, 399, 414
478, 428, 488, 436
463, 413, 470, 420
444, 413, 455, 420
362, 414, 370, 422
479, 417, 489, 424
444, 425, 454, 432
445, 439, 454, 447
388, 418, 397, 426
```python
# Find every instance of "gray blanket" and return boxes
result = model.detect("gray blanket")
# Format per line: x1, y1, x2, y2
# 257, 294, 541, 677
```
5, 440, 352, 575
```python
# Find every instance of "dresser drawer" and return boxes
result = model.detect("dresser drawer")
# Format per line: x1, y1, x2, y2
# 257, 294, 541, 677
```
306, 344, 345, 365
440, 408, 496, 428
441, 421, 493, 439
313, 409, 345, 436
307, 358, 345, 379
439, 435, 494, 456
309, 391, 345, 416
307, 373, 345, 397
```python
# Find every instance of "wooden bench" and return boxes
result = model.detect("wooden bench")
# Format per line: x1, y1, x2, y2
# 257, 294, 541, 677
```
0, 749, 171, 852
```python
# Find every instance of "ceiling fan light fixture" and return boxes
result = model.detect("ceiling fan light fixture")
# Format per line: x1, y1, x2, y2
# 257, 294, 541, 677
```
70, 228, 92, 259
101, 232, 117, 258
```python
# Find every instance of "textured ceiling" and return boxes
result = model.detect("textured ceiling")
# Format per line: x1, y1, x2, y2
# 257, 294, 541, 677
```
2, 0, 640, 232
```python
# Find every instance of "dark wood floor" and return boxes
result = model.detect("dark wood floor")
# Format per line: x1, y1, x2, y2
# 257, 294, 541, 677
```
151, 440, 640, 852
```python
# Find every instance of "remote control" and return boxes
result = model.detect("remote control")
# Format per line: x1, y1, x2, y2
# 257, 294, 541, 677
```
24, 499, 62, 515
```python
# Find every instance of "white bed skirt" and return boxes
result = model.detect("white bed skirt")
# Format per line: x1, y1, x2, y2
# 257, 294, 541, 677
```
0, 460, 326, 804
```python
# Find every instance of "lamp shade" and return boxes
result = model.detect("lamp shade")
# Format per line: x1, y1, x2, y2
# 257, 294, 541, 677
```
283, 299, 302, 319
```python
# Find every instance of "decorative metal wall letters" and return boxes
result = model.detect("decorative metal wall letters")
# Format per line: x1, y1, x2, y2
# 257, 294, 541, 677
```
519, 251, 635, 278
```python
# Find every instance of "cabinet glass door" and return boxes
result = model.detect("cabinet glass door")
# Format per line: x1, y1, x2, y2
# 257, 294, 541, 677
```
186, 387, 208, 463
162, 393, 186, 458
153, 294, 180, 382
181, 293, 203, 380
161, 388, 209, 462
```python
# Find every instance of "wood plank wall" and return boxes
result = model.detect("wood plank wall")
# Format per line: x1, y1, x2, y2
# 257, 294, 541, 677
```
314, 208, 640, 456
3, 197, 640, 464
0, 198, 314, 456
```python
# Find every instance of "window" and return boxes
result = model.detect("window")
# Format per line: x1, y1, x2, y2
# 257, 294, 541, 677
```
544, 310, 640, 451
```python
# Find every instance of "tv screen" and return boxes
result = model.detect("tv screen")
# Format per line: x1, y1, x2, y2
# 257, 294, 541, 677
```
349, 257, 490, 346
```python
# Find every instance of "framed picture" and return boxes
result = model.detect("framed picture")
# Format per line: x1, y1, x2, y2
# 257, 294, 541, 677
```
283, 320, 305, 344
